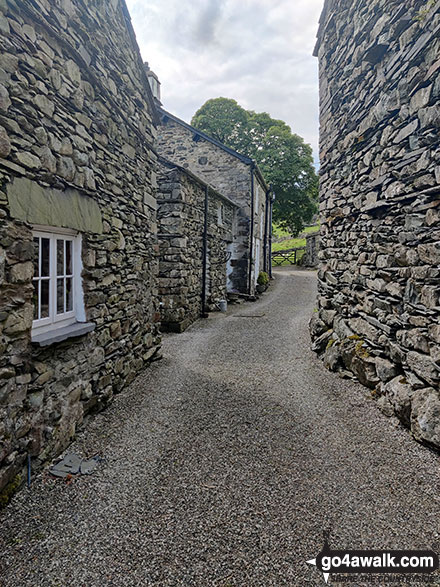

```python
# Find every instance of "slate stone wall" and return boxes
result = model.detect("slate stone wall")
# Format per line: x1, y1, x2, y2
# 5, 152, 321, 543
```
157, 161, 236, 332
312, 0, 440, 448
304, 231, 320, 268
156, 115, 270, 295
0, 0, 160, 497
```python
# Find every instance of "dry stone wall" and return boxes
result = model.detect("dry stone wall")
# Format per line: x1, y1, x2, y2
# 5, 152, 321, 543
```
157, 160, 236, 332
304, 232, 320, 268
312, 0, 440, 449
0, 0, 160, 498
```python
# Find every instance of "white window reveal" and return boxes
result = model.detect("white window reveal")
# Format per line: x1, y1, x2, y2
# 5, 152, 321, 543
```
217, 202, 224, 226
32, 227, 92, 346
255, 185, 260, 213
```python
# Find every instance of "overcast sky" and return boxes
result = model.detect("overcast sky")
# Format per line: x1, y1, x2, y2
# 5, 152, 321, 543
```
125, 0, 325, 164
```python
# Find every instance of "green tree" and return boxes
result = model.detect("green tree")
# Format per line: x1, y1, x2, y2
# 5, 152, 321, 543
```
190, 98, 249, 146
191, 98, 318, 235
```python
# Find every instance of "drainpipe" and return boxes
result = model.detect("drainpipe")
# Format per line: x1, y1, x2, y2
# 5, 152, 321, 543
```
201, 184, 209, 317
247, 162, 255, 295
263, 188, 270, 273
269, 187, 275, 279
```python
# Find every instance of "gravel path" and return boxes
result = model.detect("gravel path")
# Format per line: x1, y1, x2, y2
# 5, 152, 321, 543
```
1, 267, 439, 586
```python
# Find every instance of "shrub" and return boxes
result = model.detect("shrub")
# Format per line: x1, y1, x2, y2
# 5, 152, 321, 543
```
257, 271, 269, 286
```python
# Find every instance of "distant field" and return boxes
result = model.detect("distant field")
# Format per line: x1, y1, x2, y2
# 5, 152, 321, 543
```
272, 223, 319, 240
272, 237, 306, 252
271, 223, 319, 265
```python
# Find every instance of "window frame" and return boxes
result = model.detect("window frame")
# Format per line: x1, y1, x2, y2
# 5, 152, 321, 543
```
32, 225, 85, 337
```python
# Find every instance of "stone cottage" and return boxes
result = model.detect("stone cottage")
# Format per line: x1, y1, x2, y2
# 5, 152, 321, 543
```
0, 0, 161, 498
157, 157, 238, 332
311, 0, 440, 448
155, 107, 273, 297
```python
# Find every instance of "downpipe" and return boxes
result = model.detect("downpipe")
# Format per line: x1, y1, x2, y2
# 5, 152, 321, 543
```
201, 184, 209, 318
247, 162, 255, 295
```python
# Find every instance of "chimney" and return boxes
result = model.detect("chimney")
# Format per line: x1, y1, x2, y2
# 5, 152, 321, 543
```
144, 62, 161, 105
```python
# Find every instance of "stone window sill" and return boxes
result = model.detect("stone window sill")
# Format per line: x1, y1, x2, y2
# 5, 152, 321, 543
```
31, 322, 95, 347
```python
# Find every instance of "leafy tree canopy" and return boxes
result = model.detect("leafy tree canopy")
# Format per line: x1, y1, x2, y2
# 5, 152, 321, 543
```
191, 97, 318, 235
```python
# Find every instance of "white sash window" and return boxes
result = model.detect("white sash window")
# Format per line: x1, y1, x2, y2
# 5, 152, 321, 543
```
32, 227, 85, 336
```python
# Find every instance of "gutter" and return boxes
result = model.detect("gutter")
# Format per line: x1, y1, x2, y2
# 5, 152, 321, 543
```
263, 188, 270, 273
247, 162, 255, 295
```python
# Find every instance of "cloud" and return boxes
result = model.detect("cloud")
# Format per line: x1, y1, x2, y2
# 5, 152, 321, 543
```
125, 0, 325, 164
194, 0, 226, 45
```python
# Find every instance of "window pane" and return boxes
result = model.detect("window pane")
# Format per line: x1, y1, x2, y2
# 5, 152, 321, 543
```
57, 239, 64, 276
33, 237, 40, 278
41, 279, 49, 318
33, 280, 39, 320
57, 278, 64, 314
66, 277, 73, 312
41, 238, 50, 277
66, 240, 72, 275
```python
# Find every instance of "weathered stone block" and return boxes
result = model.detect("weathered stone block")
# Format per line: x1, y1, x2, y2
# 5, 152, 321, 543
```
0, 125, 11, 158
0, 83, 10, 112
375, 357, 398, 383
9, 261, 33, 283
15, 152, 41, 169
407, 351, 439, 386
411, 388, 440, 448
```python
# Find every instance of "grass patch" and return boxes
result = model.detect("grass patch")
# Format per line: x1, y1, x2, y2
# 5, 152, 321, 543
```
272, 224, 291, 238
302, 224, 320, 235
272, 237, 306, 251
272, 222, 320, 239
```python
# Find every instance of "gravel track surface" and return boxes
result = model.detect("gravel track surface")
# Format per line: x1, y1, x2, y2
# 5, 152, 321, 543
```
1, 267, 439, 586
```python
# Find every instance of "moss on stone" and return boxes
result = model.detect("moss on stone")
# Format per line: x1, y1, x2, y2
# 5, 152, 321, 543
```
355, 340, 370, 359
0, 474, 22, 508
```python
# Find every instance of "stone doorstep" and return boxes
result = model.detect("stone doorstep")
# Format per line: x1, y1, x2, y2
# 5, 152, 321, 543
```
31, 322, 95, 347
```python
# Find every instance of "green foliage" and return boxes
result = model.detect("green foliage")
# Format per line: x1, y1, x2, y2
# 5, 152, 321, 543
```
192, 98, 319, 235
416, 0, 435, 21
272, 223, 291, 238
257, 271, 269, 286
191, 98, 249, 145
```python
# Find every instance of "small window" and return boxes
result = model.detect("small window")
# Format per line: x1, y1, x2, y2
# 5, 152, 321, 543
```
32, 228, 85, 337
